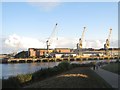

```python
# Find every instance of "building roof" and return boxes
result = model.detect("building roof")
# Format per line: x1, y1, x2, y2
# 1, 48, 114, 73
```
29, 48, 53, 50
55, 48, 70, 49
54, 52, 76, 54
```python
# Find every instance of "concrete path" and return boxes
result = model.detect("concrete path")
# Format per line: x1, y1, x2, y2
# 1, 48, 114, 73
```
92, 67, 119, 89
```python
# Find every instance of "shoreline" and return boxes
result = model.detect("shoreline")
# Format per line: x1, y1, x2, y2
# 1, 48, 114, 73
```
1, 56, 119, 64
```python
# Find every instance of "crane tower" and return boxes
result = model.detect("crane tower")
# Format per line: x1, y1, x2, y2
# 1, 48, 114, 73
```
104, 28, 112, 56
77, 27, 86, 56
46, 23, 58, 55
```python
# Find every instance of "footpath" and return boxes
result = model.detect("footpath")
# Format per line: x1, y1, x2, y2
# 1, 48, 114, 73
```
92, 67, 119, 89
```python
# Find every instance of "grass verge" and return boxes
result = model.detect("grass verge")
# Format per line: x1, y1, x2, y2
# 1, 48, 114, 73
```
102, 62, 120, 75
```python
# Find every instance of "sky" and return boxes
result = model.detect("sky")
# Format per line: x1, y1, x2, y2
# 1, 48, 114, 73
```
1, 1, 119, 54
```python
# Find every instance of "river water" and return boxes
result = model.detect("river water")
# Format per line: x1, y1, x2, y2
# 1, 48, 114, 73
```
1, 59, 117, 79
0, 60, 97, 79
1, 62, 61, 79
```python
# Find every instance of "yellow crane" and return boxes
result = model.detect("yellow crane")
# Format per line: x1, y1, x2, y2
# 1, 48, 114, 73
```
104, 28, 112, 56
46, 23, 58, 55
77, 27, 86, 56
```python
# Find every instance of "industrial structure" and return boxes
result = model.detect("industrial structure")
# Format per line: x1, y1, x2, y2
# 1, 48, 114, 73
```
46, 23, 58, 56
16, 27, 116, 59
77, 27, 86, 56
104, 28, 112, 56
2, 24, 119, 64
28, 48, 71, 58
3, 48, 119, 63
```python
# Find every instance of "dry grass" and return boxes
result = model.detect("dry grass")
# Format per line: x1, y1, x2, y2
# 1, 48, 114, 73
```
25, 67, 112, 88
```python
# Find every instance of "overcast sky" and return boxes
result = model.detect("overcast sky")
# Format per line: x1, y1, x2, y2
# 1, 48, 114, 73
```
1, 1, 118, 54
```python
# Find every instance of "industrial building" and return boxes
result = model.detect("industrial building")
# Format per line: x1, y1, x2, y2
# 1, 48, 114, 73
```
28, 48, 71, 58
14, 24, 119, 59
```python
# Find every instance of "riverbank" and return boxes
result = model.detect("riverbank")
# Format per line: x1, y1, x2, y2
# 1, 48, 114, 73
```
25, 67, 111, 88
1, 56, 119, 64
3, 61, 91, 88
2, 60, 113, 88
2, 59, 118, 79
102, 62, 120, 75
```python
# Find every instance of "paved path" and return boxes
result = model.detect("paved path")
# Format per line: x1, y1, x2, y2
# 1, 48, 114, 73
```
92, 67, 119, 89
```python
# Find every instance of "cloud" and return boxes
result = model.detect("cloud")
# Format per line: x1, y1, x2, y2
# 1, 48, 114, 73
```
5, 34, 21, 47
84, 40, 105, 49
2, 34, 118, 54
5, 34, 46, 49
27, 0, 61, 11
55, 37, 78, 48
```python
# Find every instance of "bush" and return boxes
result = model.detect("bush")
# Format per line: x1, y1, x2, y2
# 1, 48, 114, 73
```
2, 77, 21, 88
2, 74, 32, 88
32, 68, 45, 80
70, 63, 80, 68
32, 67, 59, 81
57, 61, 70, 71
16, 74, 32, 84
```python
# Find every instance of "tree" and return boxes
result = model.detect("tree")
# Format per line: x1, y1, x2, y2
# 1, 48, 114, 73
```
14, 51, 28, 58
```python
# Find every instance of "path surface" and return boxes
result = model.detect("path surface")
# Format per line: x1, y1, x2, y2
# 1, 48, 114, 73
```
25, 67, 111, 88
92, 67, 119, 89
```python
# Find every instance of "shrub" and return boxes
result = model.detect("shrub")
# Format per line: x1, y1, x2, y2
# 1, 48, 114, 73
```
57, 61, 70, 71
32, 68, 45, 80
70, 63, 80, 68
2, 77, 21, 88
32, 67, 59, 81
16, 74, 32, 84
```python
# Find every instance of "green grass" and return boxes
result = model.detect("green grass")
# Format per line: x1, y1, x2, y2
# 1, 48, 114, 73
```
102, 62, 120, 75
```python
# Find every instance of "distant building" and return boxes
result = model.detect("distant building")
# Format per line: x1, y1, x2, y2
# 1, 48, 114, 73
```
52, 52, 77, 58
28, 48, 71, 58
28, 48, 120, 58
28, 48, 53, 58
54, 48, 71, 53
29, 48, 36, 57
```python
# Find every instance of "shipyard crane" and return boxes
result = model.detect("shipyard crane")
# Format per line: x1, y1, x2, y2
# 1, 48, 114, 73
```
104, 28, 112, 56
79, 27, 86, 49
46, 23, 58, 55
77, 27, 86, 56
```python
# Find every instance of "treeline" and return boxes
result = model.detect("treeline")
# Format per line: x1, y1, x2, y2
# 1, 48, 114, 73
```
14, 51, 28, 58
